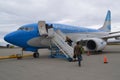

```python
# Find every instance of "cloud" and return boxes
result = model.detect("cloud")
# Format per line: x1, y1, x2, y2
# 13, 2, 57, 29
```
0, 0, 120, 44
55, 19, 75, 24
0, 0, 120, 25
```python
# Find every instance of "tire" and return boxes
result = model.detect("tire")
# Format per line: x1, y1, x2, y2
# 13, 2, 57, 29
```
33, 52, 39, 58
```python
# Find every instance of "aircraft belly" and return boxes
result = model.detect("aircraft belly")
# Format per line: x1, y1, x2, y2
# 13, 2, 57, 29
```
27, 37, 50, 47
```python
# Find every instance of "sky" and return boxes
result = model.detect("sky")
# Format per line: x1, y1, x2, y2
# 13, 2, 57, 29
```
0, 0, 120, 45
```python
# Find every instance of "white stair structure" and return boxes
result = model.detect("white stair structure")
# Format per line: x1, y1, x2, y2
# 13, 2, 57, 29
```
38, 21, 74, 61
48, 28, 74, 61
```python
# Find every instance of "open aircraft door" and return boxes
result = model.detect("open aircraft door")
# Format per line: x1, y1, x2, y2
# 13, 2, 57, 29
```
38, 21, 48, 36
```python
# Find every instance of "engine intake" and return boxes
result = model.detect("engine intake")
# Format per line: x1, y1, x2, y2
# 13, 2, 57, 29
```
87, 40, 96, 50
86, 38, 106, 51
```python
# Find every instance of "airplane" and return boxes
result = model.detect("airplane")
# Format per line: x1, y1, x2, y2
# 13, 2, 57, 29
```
107, 38, 120, 44
4, 10, 120, 60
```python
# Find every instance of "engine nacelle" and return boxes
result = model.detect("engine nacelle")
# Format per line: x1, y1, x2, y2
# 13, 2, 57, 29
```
86, 38, 107, 51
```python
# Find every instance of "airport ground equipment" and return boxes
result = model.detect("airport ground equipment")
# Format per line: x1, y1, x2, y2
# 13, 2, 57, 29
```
0, 54, 32, 60
104, 55, 108, 63
38, 21, 74, 61
48, 28, 73, 61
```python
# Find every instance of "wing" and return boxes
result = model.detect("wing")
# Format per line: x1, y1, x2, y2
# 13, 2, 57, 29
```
68, 32, 120, 51
102, 32, 120, 40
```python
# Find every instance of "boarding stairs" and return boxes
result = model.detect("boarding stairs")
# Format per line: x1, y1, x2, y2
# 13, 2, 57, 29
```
38, 21, 73, 61
48, 28, 74, 61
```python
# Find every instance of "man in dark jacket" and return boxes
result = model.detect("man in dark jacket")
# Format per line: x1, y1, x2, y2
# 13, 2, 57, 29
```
73, 41, 84, 66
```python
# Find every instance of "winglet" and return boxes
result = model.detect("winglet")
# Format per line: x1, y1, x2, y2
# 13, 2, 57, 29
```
99, 10, 111, 32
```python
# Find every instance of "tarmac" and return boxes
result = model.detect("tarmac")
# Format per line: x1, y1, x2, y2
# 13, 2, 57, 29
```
0, 45, 120, 80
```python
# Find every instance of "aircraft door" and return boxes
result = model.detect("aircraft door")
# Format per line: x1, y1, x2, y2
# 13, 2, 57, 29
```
38, 21, 48, 36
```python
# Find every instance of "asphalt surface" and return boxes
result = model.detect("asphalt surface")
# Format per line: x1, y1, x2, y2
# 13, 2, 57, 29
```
0, 45, 120, 80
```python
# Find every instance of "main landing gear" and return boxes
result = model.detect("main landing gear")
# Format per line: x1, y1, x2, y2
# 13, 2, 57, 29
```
33, 52, 39, 58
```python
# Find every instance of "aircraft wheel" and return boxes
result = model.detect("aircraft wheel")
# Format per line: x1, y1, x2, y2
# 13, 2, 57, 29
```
33, 52, 39, 58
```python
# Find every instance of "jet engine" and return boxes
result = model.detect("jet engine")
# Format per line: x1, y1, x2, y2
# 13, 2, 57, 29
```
86, 38, 107, 51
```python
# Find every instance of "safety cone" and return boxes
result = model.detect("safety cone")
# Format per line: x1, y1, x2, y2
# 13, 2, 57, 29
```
87, 51, 90, 56
104, 56, 108, 64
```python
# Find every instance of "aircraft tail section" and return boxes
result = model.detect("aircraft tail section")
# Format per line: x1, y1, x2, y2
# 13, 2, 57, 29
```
99, 10, 111, 32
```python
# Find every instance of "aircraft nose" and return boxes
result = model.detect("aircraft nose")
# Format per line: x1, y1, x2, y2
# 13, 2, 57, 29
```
4, 31, 29, 48
4, 32, 17, 44
4, 33, 13, 43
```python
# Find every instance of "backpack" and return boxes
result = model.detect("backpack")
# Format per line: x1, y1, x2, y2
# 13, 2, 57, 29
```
80, 46, 84, 54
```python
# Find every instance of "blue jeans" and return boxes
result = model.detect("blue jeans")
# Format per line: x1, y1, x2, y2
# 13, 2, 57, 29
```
77, 55, 82, 66
77, 55, 82, 61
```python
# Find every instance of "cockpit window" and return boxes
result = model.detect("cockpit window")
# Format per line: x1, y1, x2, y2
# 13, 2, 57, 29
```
18, 27, 34, 31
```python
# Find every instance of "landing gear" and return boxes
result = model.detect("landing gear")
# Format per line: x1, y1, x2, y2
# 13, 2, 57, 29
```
33, 52, 39, 58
